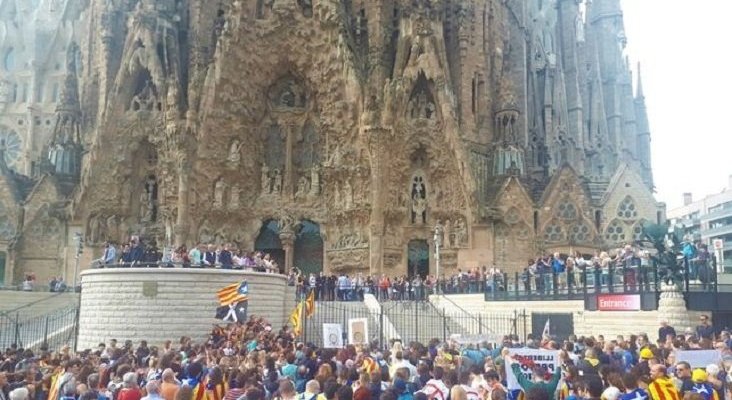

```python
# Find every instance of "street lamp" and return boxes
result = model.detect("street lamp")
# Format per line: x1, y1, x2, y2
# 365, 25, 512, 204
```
433, 221, 443, 294
73, 233, 84, 291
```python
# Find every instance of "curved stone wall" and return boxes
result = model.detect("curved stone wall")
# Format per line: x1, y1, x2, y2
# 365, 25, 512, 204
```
78, 269, 293, 350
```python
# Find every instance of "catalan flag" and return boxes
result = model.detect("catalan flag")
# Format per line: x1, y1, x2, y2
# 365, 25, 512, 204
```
362, 356, 378, 374
305, 289, 315, 318
289, 302, 303, 336
217, 281, 248, 306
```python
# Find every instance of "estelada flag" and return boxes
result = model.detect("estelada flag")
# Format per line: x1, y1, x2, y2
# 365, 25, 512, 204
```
289, 302, 303, 336
362, 356, 378, 374
305, 290, 315, 318
217, 281, 248, 306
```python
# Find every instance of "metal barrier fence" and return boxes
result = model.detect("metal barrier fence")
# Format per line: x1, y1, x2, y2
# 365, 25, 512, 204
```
301, 300, 527, 349
0, 306, 79, 351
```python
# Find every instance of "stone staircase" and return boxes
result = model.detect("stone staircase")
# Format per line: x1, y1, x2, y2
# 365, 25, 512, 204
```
0, 291, 80, 316
381, 300, 474, 344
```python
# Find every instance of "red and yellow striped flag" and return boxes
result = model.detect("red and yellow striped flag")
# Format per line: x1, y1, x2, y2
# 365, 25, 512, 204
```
305, 290, 315, 318
289, 302, 303, 336
217, 281, 248, 306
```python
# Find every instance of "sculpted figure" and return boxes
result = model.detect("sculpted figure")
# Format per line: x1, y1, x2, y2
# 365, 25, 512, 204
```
261, 165, 270, 193
310, 165, 321, 195
214, 180, 226, 209
272, 169, 282, 194
228, 141, 242, 165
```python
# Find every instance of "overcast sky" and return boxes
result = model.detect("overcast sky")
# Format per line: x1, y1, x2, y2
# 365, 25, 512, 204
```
620, 0, 732, 210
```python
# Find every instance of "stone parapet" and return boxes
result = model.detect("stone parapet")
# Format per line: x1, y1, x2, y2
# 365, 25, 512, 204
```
78, 268, 292, 350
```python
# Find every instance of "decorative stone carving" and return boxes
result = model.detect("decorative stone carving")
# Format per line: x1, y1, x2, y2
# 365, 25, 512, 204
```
271, 168, 282, 194
454, 217, 468, 247
296, 176, 310, 198
443, 218, 452, 248
410, 175, 427, 225
332, 231, 367, 250
343, 178, 353, 209
228, 140, 242, 165
261, 165, 270, 194
214, 180, 226, 209
130, 80, 158, 112
310, 165, 321, 195
229, 184, 241, 209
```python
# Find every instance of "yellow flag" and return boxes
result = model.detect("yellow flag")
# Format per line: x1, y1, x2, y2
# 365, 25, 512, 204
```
305, 290, 315, 318
289, 302, 303, 336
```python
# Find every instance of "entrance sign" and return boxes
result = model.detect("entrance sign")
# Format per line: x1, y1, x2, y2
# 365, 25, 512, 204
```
597, 294, 640, 311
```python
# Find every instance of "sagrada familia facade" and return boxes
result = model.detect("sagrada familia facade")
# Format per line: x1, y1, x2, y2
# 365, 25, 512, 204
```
0, 0, 665, 284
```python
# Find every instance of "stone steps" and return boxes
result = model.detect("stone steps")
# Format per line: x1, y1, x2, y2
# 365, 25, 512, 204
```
0, 291, 80, 317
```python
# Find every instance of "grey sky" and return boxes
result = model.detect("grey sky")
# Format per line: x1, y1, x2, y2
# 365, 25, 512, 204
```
621, 0, 732, 209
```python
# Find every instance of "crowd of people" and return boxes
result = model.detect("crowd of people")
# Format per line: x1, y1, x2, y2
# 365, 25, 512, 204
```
91, 239, 279, 273
1, 313, 732, 400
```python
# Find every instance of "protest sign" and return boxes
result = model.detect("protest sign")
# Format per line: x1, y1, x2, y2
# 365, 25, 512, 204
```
505, 349, 560, 390
674, 350, 721, 368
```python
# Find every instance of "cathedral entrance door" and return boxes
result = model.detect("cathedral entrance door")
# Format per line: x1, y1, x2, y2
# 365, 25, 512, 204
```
254, 220, 285, 272
407, 240, 429, 278
294, 221, 323, 276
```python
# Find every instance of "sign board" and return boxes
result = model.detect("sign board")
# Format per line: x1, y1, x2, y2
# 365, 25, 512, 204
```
713, 239, 724, 251
449, 333, 504, 345
505, 349, 560, 390
348, 318, 368, 346
674, 350, 721, 368
597, 294, 640, 311
323, 324, 344, 348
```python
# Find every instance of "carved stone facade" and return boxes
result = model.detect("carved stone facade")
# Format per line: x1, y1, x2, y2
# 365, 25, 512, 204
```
0, 0, 665, 284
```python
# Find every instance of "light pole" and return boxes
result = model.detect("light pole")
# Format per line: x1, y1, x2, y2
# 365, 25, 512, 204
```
434, 221, 443, 294
73, 233, 84, 290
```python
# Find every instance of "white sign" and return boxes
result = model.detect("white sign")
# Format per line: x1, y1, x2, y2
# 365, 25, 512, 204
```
323, 324, 344, 348
505, 349, 560, 391
674, 350, 721, 368
348, 318, 369, 346
449, 333, 504, 345
713, 239, 724, 251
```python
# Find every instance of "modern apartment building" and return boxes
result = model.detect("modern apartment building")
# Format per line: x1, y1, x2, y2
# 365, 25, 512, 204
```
668, 176, 732, 272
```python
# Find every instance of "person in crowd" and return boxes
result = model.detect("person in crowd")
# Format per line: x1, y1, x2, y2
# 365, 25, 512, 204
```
648, 364, 680, 400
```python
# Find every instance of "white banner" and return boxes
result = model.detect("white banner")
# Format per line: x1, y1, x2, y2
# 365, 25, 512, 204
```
348, 318, 369, 346
505, 349, 560, 391
323, 324, 344, 348
674, 350, 721, 368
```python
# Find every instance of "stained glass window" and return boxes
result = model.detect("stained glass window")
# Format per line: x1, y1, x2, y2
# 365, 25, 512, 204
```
0, 127, 23, 170
557, 200, 578, 220
617, 196, 638, 219
570, 223, 591, 243
544, 220, 564, 242
605, 220, 626, 243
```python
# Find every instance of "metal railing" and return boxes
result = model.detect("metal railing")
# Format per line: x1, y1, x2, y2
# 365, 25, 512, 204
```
0, 306, 79, 351
300, 300, 526, 348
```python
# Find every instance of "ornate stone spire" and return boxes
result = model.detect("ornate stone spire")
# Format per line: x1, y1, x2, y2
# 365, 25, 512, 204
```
47, 42, 83, 180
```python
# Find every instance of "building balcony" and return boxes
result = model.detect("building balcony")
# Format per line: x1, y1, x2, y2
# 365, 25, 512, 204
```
702, 205, 732, 222
703, 224, 732, 239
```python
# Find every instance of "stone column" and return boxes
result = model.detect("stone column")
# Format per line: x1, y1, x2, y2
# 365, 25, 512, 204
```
173, 161, 190, 247
284, 124, 295, 198
657, 282, 690, 328
279, 231, 295, 272
366, 126, 388, 275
